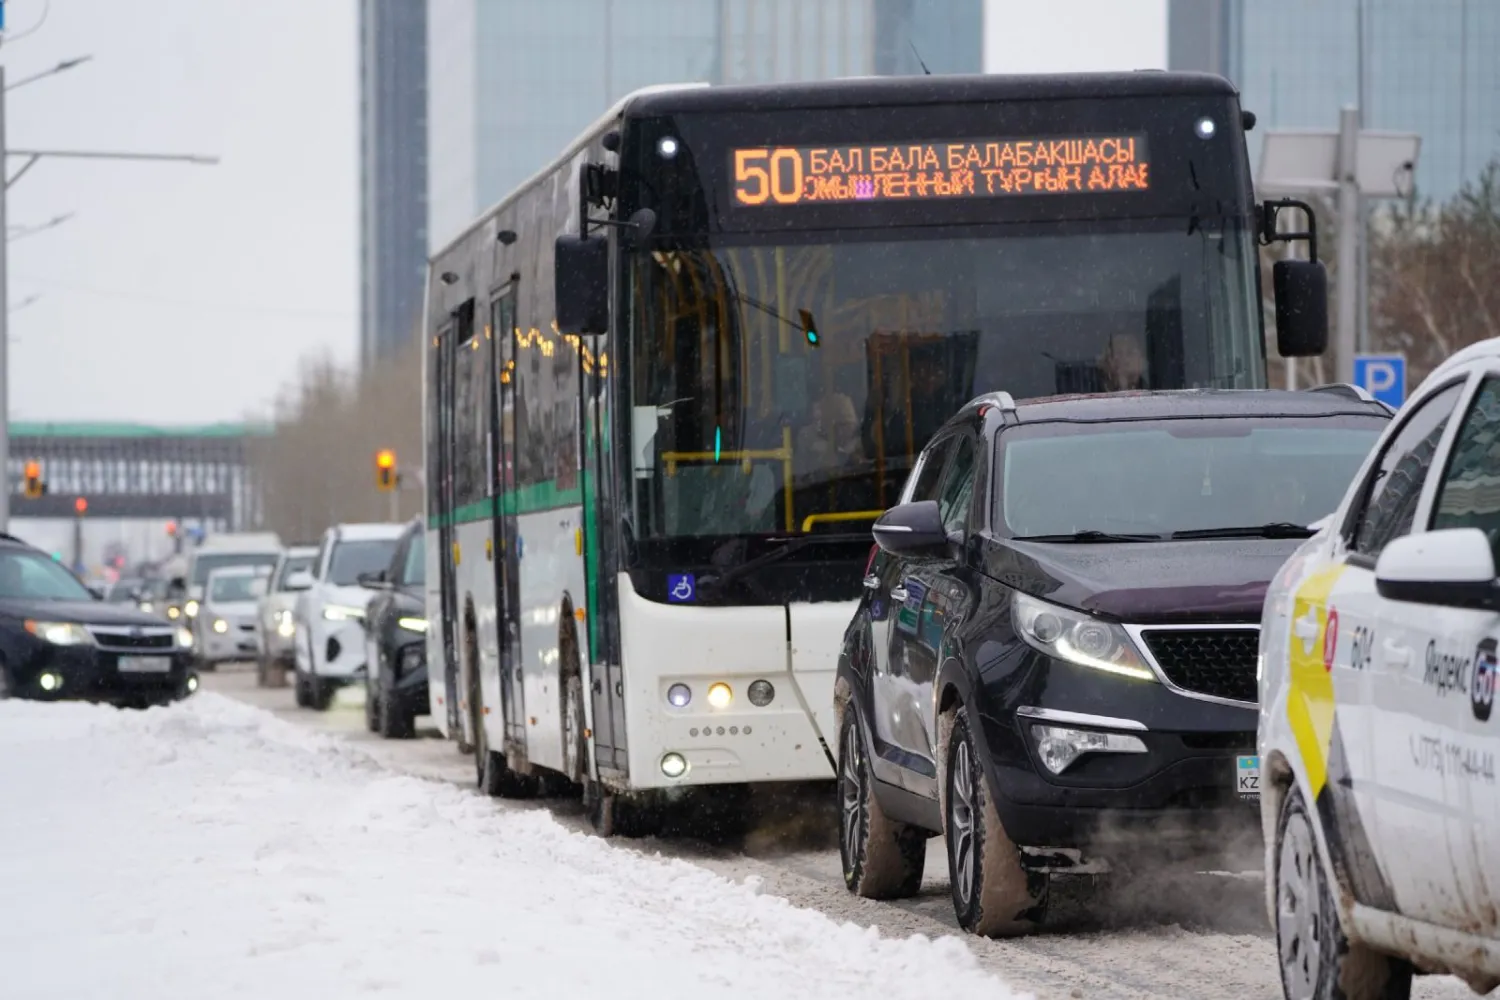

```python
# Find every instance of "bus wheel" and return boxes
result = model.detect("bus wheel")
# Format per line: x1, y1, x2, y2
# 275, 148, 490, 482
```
474, 686, 535, 799
562, 675, 586, 786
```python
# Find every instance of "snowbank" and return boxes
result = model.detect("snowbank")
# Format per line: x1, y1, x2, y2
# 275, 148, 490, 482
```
0, 695, 1026, 999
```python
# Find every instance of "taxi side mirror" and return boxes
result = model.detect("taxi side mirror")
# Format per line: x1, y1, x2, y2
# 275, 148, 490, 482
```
1375, 528, 1500, 611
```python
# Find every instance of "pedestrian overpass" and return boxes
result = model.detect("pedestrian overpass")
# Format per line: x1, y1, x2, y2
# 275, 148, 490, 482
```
8, 422, 270, 530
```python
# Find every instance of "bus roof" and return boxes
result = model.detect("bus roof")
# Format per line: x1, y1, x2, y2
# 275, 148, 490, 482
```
620, 71, 1239, 116
430, 81, 708, 260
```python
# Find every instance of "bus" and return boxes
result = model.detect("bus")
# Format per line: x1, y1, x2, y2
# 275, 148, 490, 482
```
423, 72, 1326, 836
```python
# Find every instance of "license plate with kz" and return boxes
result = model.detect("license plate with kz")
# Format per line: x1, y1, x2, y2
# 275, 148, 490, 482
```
1236, 755, 1261, 799
118, 656, 171, 673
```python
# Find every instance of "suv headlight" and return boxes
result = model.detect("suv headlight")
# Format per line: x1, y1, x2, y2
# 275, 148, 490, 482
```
1011, 592, 1156, 682
323, 605, 365, 621
25, 621, 95, 646
184, 600, 200, 618
177, 626, 195, 648
275, 609, 296, 637
396, 616, 428, 633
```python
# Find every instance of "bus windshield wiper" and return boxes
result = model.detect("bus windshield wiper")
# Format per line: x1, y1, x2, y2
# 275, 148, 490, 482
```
1010, 530, 1163, 543
697, 534, 825, 596
1170, 522, 1316, 540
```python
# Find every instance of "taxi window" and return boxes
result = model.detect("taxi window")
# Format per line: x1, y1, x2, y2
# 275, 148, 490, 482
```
1348, 380, 1465, 562
1431, 376, 1500, 567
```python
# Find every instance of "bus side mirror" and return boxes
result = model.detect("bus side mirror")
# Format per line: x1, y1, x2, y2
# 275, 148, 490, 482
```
554, 235, 609, 334
1273, 258, 1328, 357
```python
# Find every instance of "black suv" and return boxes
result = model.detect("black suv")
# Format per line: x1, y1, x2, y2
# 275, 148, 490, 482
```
0, 534, 197, 706
834, 387, 1391, 936
360, 518, 428, 738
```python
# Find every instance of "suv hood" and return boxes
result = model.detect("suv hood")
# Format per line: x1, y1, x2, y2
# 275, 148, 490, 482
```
319, 584, 377, 616
0, 599, 173, 628
987, 537, 1305, 624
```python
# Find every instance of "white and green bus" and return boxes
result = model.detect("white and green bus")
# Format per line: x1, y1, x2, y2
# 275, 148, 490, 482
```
422, 72, 1326, 835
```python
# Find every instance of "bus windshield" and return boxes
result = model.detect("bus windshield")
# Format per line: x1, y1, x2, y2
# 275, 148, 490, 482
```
625, 223, 1261, 541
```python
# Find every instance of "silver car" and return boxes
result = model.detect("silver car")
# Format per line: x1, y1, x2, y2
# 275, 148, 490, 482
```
257, 545, 317, 686
195, 566, 270, 668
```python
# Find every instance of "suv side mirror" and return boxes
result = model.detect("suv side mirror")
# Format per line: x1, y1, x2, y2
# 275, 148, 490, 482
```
872, 500, 955, 559
1273, 259, 1328, 357
284, 570, 314, 592
357, 570, 391, 590
1375, 528, 1500, 611
554, 234, 609, 334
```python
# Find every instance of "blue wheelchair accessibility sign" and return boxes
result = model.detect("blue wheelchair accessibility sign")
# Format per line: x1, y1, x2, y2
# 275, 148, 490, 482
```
1353, 354, 1406, 409
667, 573, 696, 603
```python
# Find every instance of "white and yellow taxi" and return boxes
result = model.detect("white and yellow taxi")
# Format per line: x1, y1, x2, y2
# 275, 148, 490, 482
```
1261, 338, 1500, 999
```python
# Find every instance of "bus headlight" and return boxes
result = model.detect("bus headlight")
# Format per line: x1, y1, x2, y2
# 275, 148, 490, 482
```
660, 752, 688, 778
666, 683, 691, 707
1195, 116, 1216, 139
747, 680, 775, 707
706, 682, 732, 709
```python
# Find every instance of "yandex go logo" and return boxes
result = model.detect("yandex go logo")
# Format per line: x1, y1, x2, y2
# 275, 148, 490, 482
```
1473, 638, 1497, 723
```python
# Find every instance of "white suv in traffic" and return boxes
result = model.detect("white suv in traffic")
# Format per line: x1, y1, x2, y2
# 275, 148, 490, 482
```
291, 523, 405, 711
1260, 338, 1500, 999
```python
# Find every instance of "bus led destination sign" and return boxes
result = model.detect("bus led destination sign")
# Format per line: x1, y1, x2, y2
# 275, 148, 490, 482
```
730, 135, 1150, 206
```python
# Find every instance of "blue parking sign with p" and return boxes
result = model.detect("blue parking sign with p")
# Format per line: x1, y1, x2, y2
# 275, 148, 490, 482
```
1353, 354, 1406, 409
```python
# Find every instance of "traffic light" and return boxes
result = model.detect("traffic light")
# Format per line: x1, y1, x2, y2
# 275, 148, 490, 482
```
375, 449, 397, 492
166, 520, 178, 537
74, 496, 87, 516
22, 461, 45, 499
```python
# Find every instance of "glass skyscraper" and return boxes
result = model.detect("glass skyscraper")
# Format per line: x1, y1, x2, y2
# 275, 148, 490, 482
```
1168, 0, 1499, 203
427, 0, 984, 252
359, 0, 429, 367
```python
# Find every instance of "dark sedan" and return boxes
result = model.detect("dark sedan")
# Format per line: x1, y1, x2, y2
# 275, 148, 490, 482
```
0, 535, 198, 706
835, 386, 1391, 937
361, 518, 427, 738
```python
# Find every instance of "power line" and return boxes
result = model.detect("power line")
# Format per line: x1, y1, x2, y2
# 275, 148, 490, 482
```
11, 274, 353, 320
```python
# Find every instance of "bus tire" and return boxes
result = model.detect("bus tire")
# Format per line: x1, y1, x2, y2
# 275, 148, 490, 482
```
562, 674, 586, 786
839, 708, 925, 899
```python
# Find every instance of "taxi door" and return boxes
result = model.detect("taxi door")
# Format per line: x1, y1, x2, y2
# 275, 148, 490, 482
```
1416, 372, 1500, 936
1344, 378, 1473, 929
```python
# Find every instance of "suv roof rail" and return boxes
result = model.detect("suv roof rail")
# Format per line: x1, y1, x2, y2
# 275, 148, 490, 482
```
971, 390, 1017, 413
1304, 382, 1376, 403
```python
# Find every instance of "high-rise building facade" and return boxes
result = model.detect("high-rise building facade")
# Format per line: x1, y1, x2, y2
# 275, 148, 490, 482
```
359, 0, 430, 368
1168, 0, 1499, 202
427, 0, 984, 252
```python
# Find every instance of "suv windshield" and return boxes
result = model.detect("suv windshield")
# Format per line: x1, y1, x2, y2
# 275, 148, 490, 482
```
0, 550, 95, 601
192, 553, 279, 586
209, 574, 261, 603
328, 540, 398, 586
627, 225, 1262, 541
999, 417, 1386, 538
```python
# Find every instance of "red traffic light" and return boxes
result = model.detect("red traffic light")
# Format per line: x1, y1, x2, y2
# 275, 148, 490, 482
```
74, 496, 87, 515
166, 520, 178, 536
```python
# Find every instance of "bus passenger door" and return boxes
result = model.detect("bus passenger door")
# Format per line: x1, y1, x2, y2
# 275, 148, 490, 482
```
491, 289, 526, 747
436, 323, 462, 737
579, 331, 626, 777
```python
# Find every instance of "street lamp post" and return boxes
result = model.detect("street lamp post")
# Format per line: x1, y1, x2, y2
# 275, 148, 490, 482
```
0, 60, 219, 531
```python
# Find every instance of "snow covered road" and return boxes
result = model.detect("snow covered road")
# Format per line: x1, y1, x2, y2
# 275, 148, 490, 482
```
0, 694, 1020, 1000
2, 677, 1479, 1000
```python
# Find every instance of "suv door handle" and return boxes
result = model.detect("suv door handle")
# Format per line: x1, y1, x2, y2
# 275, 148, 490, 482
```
889, 586, 909, 602
1382, 638, 1411, 667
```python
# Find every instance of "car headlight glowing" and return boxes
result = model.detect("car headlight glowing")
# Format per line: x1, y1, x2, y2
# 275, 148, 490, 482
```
275, 610, 296, 638
396, 616, 428, 633
184, 600, 199, 618
322, 605, 365, 621
660, 752, 688, 778
1011, 592, 1156, 682
176, 626, 195, 647
212, 618, 229, 634
167, 606, 181, 620
706, 682, 732, 709
25, 621, 95, 646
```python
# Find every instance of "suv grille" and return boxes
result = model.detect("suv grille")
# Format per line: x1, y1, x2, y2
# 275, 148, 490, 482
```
1140, 628, 1259, 704
91, 630, 176, 650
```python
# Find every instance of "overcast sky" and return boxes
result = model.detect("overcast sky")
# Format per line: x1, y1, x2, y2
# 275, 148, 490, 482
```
1, 0, 1163, 428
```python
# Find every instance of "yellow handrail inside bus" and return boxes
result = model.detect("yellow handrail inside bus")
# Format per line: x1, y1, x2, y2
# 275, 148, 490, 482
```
660, 426, 795, 531
800, 510, 885, 533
